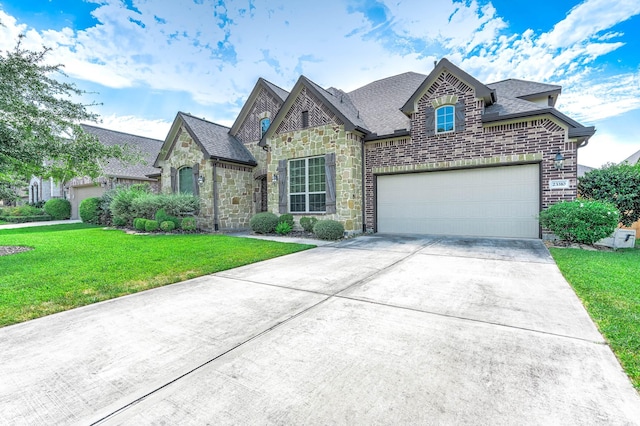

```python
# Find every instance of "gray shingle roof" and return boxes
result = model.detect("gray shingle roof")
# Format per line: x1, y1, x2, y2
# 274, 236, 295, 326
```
577, 164, 595, 177
263, 79, 289, 102
348, 72, 427, 136
488, 79, 561, 99
303, 77, 369, 131
81, 124, 162, 179
621, 149, 640, 165
179, 112, 256, 165
484, 96, 544, 116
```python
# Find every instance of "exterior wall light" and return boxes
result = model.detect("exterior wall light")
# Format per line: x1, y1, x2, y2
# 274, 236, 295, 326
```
197, 175, 205, 185
554, 151, 565, 170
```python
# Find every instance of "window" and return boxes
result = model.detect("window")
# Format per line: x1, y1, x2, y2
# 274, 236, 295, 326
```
260, 117, 270, 138
436, 105, 454, 133
289, 157, 325, 213
178, 167, 193, 194
301, 110, 309, 128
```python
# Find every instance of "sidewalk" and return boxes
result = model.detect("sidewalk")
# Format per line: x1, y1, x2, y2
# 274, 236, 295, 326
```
0, 219, 82, 230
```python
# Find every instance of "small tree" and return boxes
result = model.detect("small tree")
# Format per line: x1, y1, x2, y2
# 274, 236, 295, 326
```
578, 163, 640, 227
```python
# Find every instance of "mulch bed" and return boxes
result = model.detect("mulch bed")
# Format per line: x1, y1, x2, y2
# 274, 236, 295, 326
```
0, 246, 34, 256
544, 241, 614, 251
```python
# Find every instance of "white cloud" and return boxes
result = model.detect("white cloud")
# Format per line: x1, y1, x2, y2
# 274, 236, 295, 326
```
578, 132, 640, 168
96, 114, 172, 140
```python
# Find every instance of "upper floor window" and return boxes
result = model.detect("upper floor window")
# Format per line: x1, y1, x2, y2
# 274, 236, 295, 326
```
436, 105, 454, 133
179, 167, 193, 194
301, 110, 309, 128
260, 117, 270, 138
289, 156, 325, 213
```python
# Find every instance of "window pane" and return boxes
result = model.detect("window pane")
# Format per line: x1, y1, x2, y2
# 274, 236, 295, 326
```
289, 159, 306, 193
308, 157, 325, 192
179, 167, 193, 194
260, 118, 270, 138
290, 194, 306, 212
309, 193, 326, 212
436, 106, 454, 133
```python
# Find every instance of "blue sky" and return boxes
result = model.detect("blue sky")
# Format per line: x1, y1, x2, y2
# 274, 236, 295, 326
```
1, 0, 639, 167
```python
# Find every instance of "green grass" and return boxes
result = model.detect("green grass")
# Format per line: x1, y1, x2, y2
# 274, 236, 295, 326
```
0, 224, 314, 327
550, 241, 640, 390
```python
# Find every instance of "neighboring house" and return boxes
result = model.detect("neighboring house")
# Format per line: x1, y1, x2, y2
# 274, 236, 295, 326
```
67, 124, 163, 219
577, 164, 594, 177
621, 149, 640, 166
157, 58, 595, 238
28, 176, 64, 204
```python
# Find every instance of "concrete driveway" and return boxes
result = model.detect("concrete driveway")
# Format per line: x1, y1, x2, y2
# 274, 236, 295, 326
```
1, 234, 638, 425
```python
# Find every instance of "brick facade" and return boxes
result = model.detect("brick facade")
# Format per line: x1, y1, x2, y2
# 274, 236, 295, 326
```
364, 70, 577, 233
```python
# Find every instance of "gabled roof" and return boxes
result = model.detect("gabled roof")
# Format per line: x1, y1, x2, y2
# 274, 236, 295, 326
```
487, 79, 561, 101
229, 78, 289, 136
260, 75, 369, 146
577, 164, 594, 177
81, 124, 162, 179
401, 58, 496, 115
621, 149, 640, 165
348, 72, 427, 137
155, 112, 256, 167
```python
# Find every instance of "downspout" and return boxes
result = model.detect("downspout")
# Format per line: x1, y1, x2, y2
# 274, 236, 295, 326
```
361, 137, 366, 233
212, 160, 219, 231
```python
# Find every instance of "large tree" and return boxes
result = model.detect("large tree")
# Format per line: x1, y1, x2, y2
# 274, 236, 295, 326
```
0, 35, 130, 196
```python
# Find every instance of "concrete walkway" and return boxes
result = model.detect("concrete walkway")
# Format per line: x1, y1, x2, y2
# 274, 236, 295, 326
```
0, 234, 638, 424
0, 219, 82, 229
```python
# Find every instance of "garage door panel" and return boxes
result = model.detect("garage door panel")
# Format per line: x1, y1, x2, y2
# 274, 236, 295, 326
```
377, 165, 539, 238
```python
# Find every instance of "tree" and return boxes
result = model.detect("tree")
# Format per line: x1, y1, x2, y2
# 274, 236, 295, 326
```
578, 162, 640, 227
0, 35, 131, 196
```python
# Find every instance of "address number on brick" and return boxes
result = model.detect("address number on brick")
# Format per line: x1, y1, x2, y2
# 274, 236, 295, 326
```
549, 179, 570, 189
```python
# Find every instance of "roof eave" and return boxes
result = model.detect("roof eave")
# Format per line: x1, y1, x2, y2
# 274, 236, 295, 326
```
210, 156, 257, 167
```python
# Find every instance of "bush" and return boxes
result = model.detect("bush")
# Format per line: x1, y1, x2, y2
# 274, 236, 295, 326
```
44, 198, 71, 220
2, 205, 45, 217
275, 221, 292, 235
313, 219, 344, 240
145, 219, 159, 232
578, 163, 640, 227
278, 213, 294, 228
97, 189, 117, 226
2, 215, 53, 223
299, 216, 318, 233
250, 212, 279, 234
112, 216, 127, 227
160, 220, 176, 232
155, 208, 181, 228
134, 218, 147, 231
110, 184, 151, 226
181, 217, 197, 231
158, 193, 200, 217
79, 197, 101, 224
540, 200, 619, 244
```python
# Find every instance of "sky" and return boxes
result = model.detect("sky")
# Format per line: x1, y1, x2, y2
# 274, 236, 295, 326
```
1, 0, 639, 168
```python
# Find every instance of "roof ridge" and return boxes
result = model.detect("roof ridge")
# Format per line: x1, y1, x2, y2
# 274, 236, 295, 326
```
81, 123, 164, 142
349, 71, 427, 93
178, 111, 232, 130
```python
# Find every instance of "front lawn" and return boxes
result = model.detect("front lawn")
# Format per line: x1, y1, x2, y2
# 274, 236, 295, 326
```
550, 242, 640, 390
0, 224, 314, 327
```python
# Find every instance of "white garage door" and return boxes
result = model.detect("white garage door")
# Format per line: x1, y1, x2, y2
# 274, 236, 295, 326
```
377, 164, 540, 238
71, 185, 105, 220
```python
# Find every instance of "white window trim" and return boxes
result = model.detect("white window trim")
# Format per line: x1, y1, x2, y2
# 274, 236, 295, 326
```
435, 105, 455, 134
289, 156, 325, 213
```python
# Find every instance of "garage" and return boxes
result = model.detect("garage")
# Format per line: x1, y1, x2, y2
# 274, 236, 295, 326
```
70, 185, 105, 220
376, 164, 540, 238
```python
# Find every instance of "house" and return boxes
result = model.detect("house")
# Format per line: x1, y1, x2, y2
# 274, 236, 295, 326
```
577, 164, 594, 177
621, 149, 640, 166
157, 58, 595, 239
67, 124, 163, 219
28, 175, 64, 204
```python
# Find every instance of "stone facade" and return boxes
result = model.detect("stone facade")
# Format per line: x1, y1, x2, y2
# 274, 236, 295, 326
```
268, 124, 363, 233
363, 70, 577, 232
215, 162, 254, 230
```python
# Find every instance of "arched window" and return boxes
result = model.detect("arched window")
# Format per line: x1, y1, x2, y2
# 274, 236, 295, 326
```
179, 167, 193, 194
436, 105, 454, 133
260, 117, 271, 138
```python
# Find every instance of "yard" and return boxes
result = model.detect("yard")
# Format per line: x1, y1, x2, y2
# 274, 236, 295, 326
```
0, 223, 314, 327
550, 241, 640, 391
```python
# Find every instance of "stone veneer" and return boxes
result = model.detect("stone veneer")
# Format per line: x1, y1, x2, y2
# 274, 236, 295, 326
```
159, 125, 254, 231
267, 124, 363, 233
364, 70, 577, 234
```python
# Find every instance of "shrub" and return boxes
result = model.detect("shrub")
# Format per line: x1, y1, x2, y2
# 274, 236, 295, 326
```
134, 218, 148, 231
3, 205, 45, 217
2, 214, 53, 223
160, 220, 176, 232
112, 216, 127, 227
79, 197, 101, 224
97, 189, 117, 226
539, 200, 619, 245
181, 217, 197, 231
275, 221, 292, 235
44, 198, 71, 220
313, 219, 344, 240
110, 184, 151, 226
578, 163, 640, 227
145, 219, 159, 232
299, 216, 318, 233
278, 213, 294, 228
159, 193, 200, 217
155, 208, 181, 228
250, 212, 279, 234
